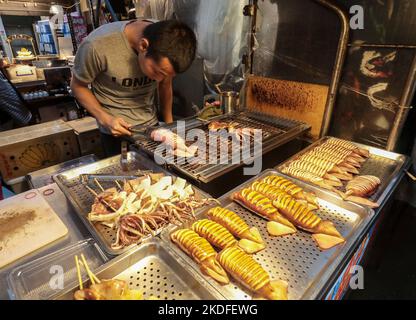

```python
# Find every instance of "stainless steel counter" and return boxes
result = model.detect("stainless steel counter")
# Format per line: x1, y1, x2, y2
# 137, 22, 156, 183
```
0, 183, 91, 300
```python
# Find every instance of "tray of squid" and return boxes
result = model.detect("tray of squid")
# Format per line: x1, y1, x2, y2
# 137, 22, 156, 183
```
159, 169, 374, 300
276, 136, 410, 209
54, 151, 215, 256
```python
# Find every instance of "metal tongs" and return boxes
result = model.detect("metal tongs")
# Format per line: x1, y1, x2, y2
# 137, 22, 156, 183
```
79, 173, 149, 186
128, 124, 158, 141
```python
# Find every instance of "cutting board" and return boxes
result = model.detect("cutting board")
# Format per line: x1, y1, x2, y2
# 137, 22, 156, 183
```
0, 190, 68, 268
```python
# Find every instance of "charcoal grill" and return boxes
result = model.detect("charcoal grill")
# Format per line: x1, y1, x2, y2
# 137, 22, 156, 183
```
133, 111, 310, 183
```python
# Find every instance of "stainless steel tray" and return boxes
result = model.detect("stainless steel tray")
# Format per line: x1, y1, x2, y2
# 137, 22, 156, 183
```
54, 151, 211, 256
55, 238, 221, 300
277, 136, 410, 207
160, 169, 374, 300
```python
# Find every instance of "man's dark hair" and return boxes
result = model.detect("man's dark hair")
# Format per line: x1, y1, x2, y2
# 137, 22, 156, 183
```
143, 20, 197, 74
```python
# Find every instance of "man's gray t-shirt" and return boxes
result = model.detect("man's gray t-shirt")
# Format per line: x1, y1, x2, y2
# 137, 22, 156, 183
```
72, 21, 158, 134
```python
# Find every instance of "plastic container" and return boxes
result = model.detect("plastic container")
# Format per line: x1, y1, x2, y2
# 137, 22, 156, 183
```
7, 239, 108, 300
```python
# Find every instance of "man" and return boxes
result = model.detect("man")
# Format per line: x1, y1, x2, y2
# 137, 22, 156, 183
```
71, 19, 197, 156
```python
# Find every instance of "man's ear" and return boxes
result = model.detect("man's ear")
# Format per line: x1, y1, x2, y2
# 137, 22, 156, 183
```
139, 38, 149, 52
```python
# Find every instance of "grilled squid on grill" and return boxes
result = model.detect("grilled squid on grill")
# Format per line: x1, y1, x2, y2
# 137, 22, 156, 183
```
192, 219, 265, 254
217, 247, 288, 300
261, 175, 318, 209
271, 192, 345, 250
233, 188, 297, 236
170, 229, 229, 284
206, 207, 264, 245
337, 175, 380, 208
287, 160, 343, 186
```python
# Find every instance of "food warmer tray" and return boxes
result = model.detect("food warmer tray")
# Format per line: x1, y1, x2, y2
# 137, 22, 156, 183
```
54, 151, 212, 256
160, 169, 374, 300
55, 238, 221, 300
276, 136, 410, 208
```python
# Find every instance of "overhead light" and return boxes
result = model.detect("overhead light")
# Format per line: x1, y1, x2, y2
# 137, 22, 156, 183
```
50, 4, 63, 15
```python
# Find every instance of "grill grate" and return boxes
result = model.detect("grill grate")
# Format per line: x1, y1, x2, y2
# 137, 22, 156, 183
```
136, 112, 309, 182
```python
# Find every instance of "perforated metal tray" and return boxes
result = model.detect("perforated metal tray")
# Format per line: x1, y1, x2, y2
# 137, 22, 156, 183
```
160, 169, 374, 300
277, 136, 410, 207
54, 151, 211, 256
55, 238, 221, 300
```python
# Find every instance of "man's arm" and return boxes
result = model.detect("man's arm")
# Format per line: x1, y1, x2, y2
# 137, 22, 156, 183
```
71, 76, 132, 137
158, 76, 173, 124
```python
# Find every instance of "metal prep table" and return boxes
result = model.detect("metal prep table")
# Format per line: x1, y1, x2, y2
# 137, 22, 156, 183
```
0, 183, 90, 300
0, 139, 410, 300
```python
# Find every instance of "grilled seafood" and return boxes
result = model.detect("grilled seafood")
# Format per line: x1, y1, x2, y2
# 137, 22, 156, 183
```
192, 219, 265, 254
261, 175, 318, 209
170, 229, 229, 284
87, 175, 218, 249
74, 255, 147, 300
298, 154, 353, 180
217, 247, 288, 300
74, 279, 144, 300
208, 121, 233, 131
251, 181, 316, 211
249, 181, 343, 249
338, 175, 380, 208
326, 137, 370, 158
151, 128, 198, 157
206, 207, 264, 244
281, 167, 336, 191
287, 160, 343, 186
346, 175, 380, 197
315, 144, 364, 166
308, 150, 360, 174
271, 193, 345, 250
233, 188, 296, 236
208, 120, 258, 146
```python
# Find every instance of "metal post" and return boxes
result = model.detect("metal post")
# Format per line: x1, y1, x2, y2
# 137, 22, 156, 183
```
315, 0, 350, 138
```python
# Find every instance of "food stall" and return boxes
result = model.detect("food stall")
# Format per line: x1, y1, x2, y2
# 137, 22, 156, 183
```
0, 0, 415, 302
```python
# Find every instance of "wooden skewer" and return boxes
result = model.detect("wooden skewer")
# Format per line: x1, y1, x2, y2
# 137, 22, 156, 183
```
75, 255, 83, 290
84, 185, 117, 212
115, 180, 123, 191
124, 179, 135, 192
79, 260, 101, 285
94, 178, 105, 192
80, 254, 100, 284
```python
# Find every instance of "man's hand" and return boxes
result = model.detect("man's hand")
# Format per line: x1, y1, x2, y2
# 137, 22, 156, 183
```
99, 114, 132, 137
71, 76, 133, 137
